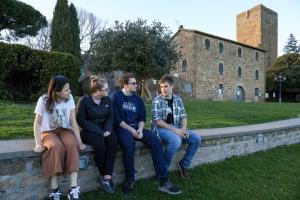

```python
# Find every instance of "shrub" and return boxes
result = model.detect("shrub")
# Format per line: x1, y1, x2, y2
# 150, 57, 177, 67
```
296, 94, 300, 103
0, 42, 80, 101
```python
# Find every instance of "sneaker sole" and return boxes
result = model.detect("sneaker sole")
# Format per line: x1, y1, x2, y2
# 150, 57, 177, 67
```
158, 187, 182, 195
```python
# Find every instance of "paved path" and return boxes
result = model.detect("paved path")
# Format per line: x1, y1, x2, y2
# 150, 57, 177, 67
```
1, 117, 300, 158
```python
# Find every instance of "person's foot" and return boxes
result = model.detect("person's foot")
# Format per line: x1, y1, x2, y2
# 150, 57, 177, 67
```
178, 161, 190, 179
67, 186, 80, 200
122, 179, 135, 194
48, 188, 61, 200
158, 180, 182, 195
99, 177, 115, 194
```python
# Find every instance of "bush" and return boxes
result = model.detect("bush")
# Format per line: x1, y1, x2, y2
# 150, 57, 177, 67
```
0, 42, 80, 101
296, 94, 300, 103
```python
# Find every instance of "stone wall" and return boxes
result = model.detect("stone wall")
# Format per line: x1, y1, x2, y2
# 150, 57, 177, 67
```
171, 28, 265, 102
236, 4, 278, 68
1, 120, 300, 200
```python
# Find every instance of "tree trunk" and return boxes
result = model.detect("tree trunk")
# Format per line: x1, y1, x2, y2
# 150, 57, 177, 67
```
140, 79, 152, 101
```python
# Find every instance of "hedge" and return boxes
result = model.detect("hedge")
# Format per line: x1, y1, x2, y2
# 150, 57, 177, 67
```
0, 42, 80, 101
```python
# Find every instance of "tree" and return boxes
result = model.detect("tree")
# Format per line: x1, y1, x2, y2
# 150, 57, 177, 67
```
24, 20, 51, 51
51, 0, 81, 60
266, 53, 300, 96
78, 8, 106, 67
0, 0, 47, 41
283, 33, 300, 54
69, 3, 81, 60
92, 19, 179, 99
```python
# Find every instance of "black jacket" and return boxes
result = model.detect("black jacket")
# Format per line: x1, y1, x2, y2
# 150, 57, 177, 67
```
76, 95, 113, 137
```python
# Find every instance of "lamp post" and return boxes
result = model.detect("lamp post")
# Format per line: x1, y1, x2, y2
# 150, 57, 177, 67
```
274, 74, 286, 103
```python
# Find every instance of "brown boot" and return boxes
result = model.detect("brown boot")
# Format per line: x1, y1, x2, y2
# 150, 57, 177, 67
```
177, 161, 190, 179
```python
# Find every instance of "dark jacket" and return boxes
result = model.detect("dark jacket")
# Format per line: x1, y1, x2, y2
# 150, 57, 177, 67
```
110, 90, 146, 126
76, 95, 113, 136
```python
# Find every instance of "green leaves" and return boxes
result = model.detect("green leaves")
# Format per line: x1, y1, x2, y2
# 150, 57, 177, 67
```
91, 19, 179, 82
51, 0, 81, 60
0, 0, 47, 40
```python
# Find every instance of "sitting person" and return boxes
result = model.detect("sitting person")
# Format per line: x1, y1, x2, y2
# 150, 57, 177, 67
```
111, 73, 181, 195
76, 77, 118, 194
151, 75, 201, 178
33, 75, 86, 200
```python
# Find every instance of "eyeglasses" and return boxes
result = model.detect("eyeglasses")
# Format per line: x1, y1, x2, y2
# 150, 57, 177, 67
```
128, 82, 137, 85
100, 88, 109, 91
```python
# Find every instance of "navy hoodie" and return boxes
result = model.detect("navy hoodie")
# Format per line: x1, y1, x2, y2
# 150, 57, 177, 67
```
111, 90, 146, 126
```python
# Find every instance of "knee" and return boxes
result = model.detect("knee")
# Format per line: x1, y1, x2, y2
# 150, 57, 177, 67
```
190, 133, 201, 146
49, 142, 64, 153
169, 137, 182, 150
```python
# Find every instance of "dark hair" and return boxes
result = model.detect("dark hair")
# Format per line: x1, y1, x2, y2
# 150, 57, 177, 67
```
90, 75, 107, 94
159, 75, 174, 86
45, 75, 69, 113
118, 73, 135, 88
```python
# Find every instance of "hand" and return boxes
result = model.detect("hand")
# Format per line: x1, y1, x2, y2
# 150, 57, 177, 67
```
34, 144, 44, 153
79, 143, 86, 151
136, 129, 143, 139
104, 131, 111, 137
175, 128, 189, 138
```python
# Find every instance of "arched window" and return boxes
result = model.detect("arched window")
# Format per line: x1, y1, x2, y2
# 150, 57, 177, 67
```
219, 63, 224, 75
181, 59, 187, 72
238, 66, 242, 77
238, 47, 242, 57
255, 52, 259, 61
255, 70, 259, 80
219, 42, 224, 53
205, 39, 210, 50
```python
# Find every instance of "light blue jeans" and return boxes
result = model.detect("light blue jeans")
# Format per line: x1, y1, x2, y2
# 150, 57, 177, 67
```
157, 125, 201, 169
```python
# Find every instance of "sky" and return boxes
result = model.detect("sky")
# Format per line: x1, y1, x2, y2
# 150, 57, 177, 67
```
19, 0, 300, 56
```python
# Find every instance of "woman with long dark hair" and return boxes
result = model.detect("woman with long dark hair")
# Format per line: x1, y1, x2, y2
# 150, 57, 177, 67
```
76, 76, 118, 194
33, 75, 86, 200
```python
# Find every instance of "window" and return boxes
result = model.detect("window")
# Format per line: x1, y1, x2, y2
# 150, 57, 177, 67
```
219, 42, 224, 53
255, 70, 259, 80
205, 39, 210, 50
181, 59, 187, 72
238, 66, 242, 77
238, 47, 242, 57
218, 84, 224, 94
255, 88, 259, 96
219, 63, 224, 75
255, 52, 259, 61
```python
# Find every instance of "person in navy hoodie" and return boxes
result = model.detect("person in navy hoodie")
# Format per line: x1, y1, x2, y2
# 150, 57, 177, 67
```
111, 73, 181, 195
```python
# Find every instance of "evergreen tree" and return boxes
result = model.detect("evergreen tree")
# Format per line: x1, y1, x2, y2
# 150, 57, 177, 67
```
69, 3, 81, 60
51, 0, 81, 60
283, 33, 300, 54
0, 0, 47, 40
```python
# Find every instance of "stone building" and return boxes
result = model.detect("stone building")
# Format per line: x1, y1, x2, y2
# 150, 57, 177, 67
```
170, 4, 277, 102
237, 4, 278, 68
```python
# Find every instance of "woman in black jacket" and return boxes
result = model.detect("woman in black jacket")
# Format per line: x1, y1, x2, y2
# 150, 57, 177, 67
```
76, 77, 117, 194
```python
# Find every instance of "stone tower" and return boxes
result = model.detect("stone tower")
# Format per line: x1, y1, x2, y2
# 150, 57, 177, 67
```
236, 4, 278, 68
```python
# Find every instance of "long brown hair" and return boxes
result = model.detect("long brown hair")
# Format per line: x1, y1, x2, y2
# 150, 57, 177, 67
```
45, 75, 69, 113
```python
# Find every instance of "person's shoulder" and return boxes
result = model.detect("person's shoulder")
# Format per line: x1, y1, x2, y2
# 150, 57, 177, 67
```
111, 90, 122, 98
78, 95, 89, 103
173, 94, 182, 100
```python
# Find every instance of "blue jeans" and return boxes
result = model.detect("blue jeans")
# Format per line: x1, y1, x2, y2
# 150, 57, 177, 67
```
157, 125, 201, 169
116, 127, 168, 181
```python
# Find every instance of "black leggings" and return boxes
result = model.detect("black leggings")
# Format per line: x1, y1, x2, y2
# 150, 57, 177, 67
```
81, 131, 118, 176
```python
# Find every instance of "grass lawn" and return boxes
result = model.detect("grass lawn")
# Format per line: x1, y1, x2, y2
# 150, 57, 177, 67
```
1, 100, 300, 139
81, 143, 300, 200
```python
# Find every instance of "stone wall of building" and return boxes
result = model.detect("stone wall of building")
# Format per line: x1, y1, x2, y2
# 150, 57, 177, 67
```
236, 4, 278, 68
171, 29, 265, 101
1, 121, 300, 200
